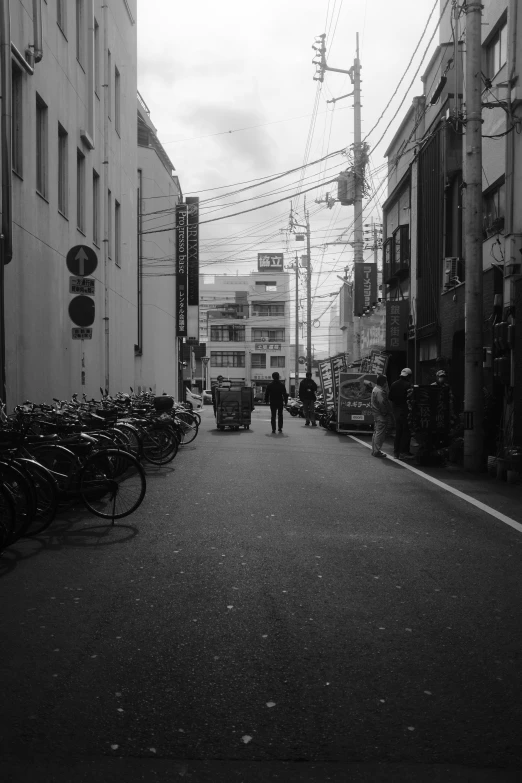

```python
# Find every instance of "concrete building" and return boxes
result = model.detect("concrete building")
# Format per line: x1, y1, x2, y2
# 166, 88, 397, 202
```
3, 0, 139, 405
382, 0, 522, 457
200, 271, 292, 397
136, 93, 181, 396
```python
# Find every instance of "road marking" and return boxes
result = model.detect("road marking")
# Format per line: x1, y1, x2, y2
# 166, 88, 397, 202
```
349, 435, 522, 534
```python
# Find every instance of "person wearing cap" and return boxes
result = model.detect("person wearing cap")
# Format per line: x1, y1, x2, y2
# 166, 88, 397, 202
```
370, 374, 393, 458
298, 371, 318, 427
264, 371, 289, 434
388, 368, 415, 460
431, 370, 456, 424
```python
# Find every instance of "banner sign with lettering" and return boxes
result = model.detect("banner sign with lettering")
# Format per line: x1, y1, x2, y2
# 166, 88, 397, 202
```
385, 299, 409, 351
186, 197, 200, 341
175, 204, 188, 336
330, 353, 348, 409
353, 263, 377, 317
409, 385, 451, 434
368, 350, 389, 376
318, 359, 334, 408
337, 372, 378, 431
258, 253, 284, 272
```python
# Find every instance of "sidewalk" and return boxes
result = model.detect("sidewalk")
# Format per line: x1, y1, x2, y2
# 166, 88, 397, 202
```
359, 433, 522, 527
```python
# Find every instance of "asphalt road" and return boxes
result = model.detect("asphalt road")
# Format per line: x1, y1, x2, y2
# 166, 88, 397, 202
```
1, 406, 522, 782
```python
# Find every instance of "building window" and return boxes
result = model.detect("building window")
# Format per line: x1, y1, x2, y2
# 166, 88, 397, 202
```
210, 325, 245, 342
76, 0, 84, 67
92, 170, 100, 245
12, 65, 23, 176
76, 149, 85, 232
251, 354, 266, 368
483, 179, 505, 237
252, 328, 285, 341
57, 0, 67, 35
114, 66, 121, 135
36, 95, 48, 198
255, 280, 278, 292
58, 124, 68, 216
115, 199, 121, 266
210, 351, 245, 368
485, 20, 508, 78
94, 19, 100, 97
270, 356, 285, 368
107, 189, 112, 258
251, 302, 285, 317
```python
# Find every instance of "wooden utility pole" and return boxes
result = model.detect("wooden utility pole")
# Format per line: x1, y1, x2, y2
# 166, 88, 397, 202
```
463, 1, 484, 471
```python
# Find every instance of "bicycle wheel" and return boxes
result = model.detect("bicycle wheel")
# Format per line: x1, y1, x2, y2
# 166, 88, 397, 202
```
174, 414, 199, 445
113, 423, 142, 458
28, 444, 80, 493
141, 423, 178, 465
0, 484, 16, 551
79, 449, 146, 520
0, 461, 37, 541
17, 459, 59, 535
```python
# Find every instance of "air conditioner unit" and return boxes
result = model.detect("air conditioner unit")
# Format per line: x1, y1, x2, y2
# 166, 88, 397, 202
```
444, 257, 461, 288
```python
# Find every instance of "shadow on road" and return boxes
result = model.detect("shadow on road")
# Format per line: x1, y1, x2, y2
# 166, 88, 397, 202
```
0, 508, 138, 576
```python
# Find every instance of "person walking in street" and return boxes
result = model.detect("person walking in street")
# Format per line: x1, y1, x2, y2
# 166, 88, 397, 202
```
371, 374, 393, 458
212, 375, 225, 416
299, 371, 318, 427
388, 367, 415, 460
264, 371, 289, 433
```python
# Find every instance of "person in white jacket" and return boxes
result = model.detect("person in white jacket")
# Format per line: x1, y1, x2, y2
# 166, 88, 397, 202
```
370, 375, 393, 458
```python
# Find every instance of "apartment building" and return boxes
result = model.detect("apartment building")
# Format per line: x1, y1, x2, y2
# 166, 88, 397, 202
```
200, 270, 292, 397
382, 0, 522, 451
3, 0, 138, 405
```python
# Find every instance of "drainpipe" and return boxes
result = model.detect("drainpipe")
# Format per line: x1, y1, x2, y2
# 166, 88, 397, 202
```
0, 0, 12, 404
102, 3, 110, 392
1, 0, 12, 265
31, 0, 43, 63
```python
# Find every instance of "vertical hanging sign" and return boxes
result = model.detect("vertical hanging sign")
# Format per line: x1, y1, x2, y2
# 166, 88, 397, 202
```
186, 196, 200, 342
353, 263, 377, 317
176, 203, 188, 337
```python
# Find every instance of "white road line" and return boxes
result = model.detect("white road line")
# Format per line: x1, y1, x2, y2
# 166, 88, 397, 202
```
349, 435, 522, 534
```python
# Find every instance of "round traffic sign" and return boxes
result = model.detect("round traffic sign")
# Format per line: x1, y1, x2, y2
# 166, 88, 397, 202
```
66, 245, 98, 277
69, 295, 95, 327
298, 356, 306, 364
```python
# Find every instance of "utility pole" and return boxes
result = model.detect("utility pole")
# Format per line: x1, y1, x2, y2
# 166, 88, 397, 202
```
313, 32, 367, 364
463, 1, 484, 472
289, 201, 312, 374
294, 252, 300, 394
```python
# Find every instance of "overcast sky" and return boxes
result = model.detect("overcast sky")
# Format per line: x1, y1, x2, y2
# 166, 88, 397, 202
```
137, 0, 441, 350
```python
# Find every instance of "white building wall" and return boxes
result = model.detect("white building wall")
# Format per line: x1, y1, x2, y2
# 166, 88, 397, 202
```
135, 108, 181, 396
4, 0, 137, 406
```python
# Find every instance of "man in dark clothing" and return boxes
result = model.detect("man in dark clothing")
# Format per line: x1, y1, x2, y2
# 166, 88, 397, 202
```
264, 371, 289, 433
211, 375, 224, 416
298, 371, 318, 426
388, 367, 415, 460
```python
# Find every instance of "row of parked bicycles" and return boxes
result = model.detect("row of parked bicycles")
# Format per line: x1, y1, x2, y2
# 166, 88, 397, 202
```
0, 389, 200, 552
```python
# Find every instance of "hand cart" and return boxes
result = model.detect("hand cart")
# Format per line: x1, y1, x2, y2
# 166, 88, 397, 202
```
215, 386, 253, 431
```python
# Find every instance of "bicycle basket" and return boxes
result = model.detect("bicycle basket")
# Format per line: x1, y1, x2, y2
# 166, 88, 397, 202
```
153, 396, 174, 412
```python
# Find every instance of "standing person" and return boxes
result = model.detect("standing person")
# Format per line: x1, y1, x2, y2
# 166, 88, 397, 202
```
299, 371, 318, 427
212, 375, 224, 417
388, 367, 415, 460
264, 371, 289, 434
370, 375, 393, 458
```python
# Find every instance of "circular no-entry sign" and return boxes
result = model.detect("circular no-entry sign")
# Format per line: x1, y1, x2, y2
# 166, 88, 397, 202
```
66, 245, 98, 277
69, 295, 95, 327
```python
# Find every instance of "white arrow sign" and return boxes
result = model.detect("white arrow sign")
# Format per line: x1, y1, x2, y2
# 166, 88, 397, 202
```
75, 247, 89, 277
